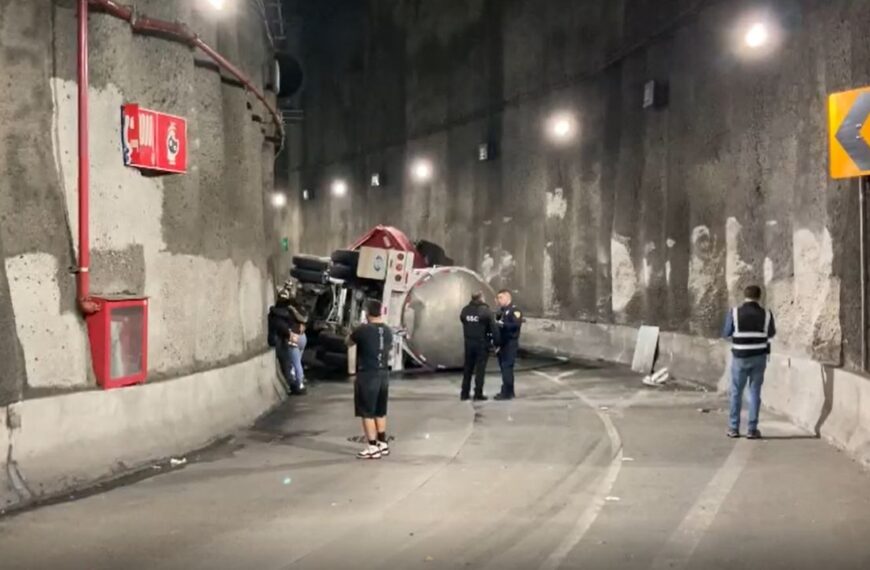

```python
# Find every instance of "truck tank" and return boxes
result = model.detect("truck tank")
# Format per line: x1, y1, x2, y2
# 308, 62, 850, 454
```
400, 267, 497, 369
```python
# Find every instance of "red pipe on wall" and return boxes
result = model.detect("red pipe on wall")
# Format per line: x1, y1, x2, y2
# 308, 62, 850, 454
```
88, 0, 284, 140
77, 0, 99, 315
75, 0, 284, 314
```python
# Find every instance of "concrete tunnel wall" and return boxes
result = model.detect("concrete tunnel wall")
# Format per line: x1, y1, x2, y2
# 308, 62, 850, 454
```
0, 0, 286, 509
285, 0, 870, 466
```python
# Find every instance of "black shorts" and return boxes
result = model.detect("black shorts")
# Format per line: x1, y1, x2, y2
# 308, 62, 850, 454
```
354, 371, 389, 418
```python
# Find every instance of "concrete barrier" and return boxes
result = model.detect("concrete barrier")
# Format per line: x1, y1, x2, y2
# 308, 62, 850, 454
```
524, 317, 870, 469
0, 407, 16, 511
2, 351, 283, 508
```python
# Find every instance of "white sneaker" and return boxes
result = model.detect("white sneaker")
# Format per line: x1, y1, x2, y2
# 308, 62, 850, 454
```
377, 441, 390, 456
357, 444, 382, 460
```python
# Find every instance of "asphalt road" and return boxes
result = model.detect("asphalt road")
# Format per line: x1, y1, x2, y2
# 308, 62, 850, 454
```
1, 359, 869, 569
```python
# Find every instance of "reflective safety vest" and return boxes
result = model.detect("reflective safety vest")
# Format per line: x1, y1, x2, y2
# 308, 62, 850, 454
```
731, 305, 772, 358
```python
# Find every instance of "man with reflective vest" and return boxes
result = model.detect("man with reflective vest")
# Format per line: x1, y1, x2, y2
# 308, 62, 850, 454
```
721, 285, 776, 439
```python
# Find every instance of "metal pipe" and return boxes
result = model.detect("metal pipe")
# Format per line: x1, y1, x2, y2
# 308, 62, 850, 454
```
77, 0, 99, 315
88, 0, 285, 141
861, 176, 867, 370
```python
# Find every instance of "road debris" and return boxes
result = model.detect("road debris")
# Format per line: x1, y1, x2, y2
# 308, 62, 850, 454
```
642, 368, 670, 386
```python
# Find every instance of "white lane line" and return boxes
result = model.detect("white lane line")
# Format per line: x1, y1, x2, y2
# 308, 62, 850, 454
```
533, 370, 624, 570
649, 441, 754, 570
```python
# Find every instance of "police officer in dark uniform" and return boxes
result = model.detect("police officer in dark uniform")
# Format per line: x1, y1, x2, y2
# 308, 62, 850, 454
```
494, 289, 523, 400
460, 291, 500, 401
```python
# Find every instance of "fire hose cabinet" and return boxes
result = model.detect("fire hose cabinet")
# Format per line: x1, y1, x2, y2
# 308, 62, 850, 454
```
86, 296, 149, 389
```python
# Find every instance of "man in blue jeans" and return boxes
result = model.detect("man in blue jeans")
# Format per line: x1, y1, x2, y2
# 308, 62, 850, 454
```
721, 285, 776, 439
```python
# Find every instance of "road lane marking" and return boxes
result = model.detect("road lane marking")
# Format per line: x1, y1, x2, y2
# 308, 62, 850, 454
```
649, 441, 754, 570
533, 370, 624, 570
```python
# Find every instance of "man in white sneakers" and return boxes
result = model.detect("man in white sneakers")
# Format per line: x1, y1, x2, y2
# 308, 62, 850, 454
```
347, 300, 393, 459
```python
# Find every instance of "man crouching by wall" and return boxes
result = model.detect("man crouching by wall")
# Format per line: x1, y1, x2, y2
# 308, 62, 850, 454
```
347, 300, 393, 460
721, 285, 776, 440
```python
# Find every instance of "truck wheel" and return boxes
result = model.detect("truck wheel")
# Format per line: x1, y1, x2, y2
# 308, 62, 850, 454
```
292, 254, 330, 272
319, 350, 349, 370
331, 249, 360, 266
328, 263, 356, 280
318, 331, 348, 352
290, 267, 328, 284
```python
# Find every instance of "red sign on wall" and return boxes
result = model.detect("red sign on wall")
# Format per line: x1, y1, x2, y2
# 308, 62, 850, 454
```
122, 104, 187, 174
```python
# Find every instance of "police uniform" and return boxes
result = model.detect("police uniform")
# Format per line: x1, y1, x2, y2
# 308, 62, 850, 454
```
495, 303, 523, 399
460, 298, 499, 400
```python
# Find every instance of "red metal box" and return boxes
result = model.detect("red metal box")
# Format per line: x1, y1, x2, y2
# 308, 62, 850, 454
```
86, 297, 149, 389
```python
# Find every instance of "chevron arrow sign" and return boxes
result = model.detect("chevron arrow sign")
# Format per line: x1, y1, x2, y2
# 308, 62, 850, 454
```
829, 87, 870, 180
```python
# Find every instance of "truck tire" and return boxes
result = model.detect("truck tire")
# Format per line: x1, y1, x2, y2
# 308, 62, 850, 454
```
318, 331, 348, 352
328, 263, 356, 281
331, 249, 359, 266
292, 254, 330, 272
318, 350, 349, 371
290, 267, 328, 284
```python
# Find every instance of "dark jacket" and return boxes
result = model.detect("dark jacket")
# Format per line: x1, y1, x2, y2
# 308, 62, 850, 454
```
496, 304, 524, 346
268, 302, 307, 347
460, 299, 500, 346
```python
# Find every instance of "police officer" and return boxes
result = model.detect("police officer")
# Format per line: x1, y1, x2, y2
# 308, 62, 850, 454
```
721, 285, 776, 440
494, 289, 523, 400
460, 291, 500, 401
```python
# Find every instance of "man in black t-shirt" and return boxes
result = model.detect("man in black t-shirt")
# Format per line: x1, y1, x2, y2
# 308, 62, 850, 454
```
347, 300, 393, 460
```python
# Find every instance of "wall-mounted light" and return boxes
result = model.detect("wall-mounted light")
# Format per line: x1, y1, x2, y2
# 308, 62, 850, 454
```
331, 179, 348, 197
546, 112, 577, 144
744, 22, 770, 49
370, 173, 382, 188
731, 12, 782, 59
302, 189, 311, 201
271, 192, 287, 208
643, 80, 669, 110
411, 159, 433, 183
478, 143, 491, 162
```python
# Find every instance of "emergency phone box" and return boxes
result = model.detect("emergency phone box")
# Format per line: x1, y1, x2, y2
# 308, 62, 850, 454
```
86, 296, 149, 389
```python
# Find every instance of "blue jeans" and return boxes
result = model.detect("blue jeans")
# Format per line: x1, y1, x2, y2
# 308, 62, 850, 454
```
729, 354, 767, 432
276, 333, 307, 391
290, 333, 307, 387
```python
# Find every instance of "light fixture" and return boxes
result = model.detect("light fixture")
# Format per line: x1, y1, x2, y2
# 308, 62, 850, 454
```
302, 189, 311, 201
331, 179, 348, 197
370, 173, 382, 188
271, 192, 287, 208
411, 159, 433, 183
546, 112, 577, 143
208, 0, 225, 9
744, 22, 769, 48
478, 143, 491, 162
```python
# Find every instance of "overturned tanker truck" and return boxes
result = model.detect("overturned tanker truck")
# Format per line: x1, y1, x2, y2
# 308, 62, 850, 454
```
288, 226, 495, 372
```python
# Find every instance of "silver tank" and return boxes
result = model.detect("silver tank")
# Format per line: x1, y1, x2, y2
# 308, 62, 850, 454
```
400, 267, 496, 369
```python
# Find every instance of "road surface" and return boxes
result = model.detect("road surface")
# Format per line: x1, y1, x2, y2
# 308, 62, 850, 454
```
1, 359, 869, 569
